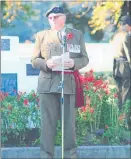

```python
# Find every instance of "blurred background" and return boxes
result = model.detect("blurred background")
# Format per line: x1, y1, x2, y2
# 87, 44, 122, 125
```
1, 0, 131, 43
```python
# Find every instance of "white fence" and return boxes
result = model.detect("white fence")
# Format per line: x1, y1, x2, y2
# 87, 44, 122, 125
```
1, 36, 114, 93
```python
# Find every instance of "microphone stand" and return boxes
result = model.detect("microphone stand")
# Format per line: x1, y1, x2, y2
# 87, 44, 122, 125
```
60, 31, 66, 159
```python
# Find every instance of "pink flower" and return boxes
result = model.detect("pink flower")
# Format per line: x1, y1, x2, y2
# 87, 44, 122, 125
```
66, 33, 73, 40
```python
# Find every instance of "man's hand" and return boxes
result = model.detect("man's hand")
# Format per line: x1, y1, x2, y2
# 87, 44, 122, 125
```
46, 58, 75, 69
64, 58, 75, 68
46, 59, 58, 69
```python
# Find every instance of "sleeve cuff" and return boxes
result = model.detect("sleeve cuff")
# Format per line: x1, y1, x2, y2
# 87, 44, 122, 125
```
46, 65, 52, 72
69, 65, 75, 70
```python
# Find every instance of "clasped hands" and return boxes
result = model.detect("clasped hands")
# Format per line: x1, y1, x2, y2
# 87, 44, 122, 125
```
46, 58, 75, 69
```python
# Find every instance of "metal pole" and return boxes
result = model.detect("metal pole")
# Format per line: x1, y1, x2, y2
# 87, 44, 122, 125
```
61, 30, 66, 159
61, 47, 64, 159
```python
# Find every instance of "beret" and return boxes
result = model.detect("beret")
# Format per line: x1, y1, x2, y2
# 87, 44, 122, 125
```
45, 6, 65, 17
120, 16, 131, 26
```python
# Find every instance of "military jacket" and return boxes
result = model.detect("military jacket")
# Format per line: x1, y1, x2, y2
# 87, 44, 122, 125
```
31, 27, 89, 94
112, 31, 131, 77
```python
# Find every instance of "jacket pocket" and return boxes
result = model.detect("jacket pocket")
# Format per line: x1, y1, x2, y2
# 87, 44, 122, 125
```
37, 76, 51, 92
122, 61, 131, 77
114, 60, 131, 77
39, 71, 51, 78
70, 52, 81, 58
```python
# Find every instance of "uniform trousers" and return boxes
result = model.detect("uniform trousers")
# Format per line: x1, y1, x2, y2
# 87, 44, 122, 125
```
115, 76, 131, 110
115, 76, 131, 131
39, 93, 77, 158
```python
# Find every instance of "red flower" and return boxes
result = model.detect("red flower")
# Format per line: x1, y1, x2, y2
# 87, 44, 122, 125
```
0, 91, 5, 102
80, 75, 85, 83
105, 89, 109, 95
102, 84, 108, 89
4, 92, 9, 97
82, 76, 95, 83
114, 93, 118, 98
89, 107, 94, 113
81, 106, 87, 112
85, 85, 89, 90
89, 69, 94, 74
36, 98, 39, 102
17, 95, 21, 101
66, 33, 73, 40
24, 99, 28, 105
86, 76, 95, 82
105, 125, 108, 129
93, 79, 103, 87
32, 93, 36, 97
118, 114, 125, 121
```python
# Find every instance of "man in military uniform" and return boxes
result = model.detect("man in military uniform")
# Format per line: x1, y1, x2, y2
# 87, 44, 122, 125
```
112, 15, 131, 112
31, 6, 89, 158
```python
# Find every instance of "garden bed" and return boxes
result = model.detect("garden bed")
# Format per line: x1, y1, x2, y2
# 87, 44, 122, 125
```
1, 70, 131, 157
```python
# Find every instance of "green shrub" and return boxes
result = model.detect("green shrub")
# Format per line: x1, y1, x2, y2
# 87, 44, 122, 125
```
1, 90, 40, 145
1, 70, 130, 146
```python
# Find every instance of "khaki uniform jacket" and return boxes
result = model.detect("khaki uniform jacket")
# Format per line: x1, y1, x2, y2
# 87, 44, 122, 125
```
31, 28, 89, 94
111, 31, 131, 77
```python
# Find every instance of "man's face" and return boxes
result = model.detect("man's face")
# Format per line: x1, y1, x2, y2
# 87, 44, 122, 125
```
48, 14, 66, 29
127, 25, 131, 31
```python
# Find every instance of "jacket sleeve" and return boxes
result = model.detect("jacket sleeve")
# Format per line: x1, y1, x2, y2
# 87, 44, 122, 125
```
73, 32, 89, 70
123, 35, 131, 69
31, 32, 51, 72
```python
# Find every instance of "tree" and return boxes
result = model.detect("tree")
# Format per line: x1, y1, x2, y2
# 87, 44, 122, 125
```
1, 1, 130, 42
88, 1, 124, 34
1, 1, 35, 28
62, 0, 129, 41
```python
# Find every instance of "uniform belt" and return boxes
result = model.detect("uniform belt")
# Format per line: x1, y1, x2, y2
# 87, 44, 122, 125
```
55, 70, 84, 108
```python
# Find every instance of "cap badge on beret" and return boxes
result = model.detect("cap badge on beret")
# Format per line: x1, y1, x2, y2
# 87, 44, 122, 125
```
46, 6, 65, 17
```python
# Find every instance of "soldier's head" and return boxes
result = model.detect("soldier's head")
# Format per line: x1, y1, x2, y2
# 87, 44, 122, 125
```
45, 6, 66, 30
120, 15, 131, 31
